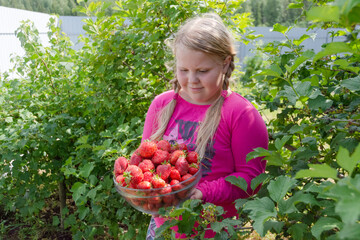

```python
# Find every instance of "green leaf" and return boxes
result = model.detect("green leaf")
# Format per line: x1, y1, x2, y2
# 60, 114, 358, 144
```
333, 0, 360, 26
77, 135, 89, 144
278, 85, 297, 105
278, 198, 298, 215
264, 220, 285, 234
234, 198, 248, 210
306, 6, 340, 23
271, 23, 289, 34
64, 214, 77, 229
337, 223, 360, 240
214, 231, 229, 240
267, 176, 297, 202
295, 164, 339, 180
289, 51, 314, 73
255, 69, 281, 78
168, 208, 185, 217
336, 197, 360, 225
311, 217, 343, 240
250, 173, 269, 191
211, 222, 228, 232
78, 206, 90, 220
293, 34, 310, 46
278, 191, 319, 215
52, 216, 60, 226
274, 135, 292, 150
337, 144, 360, 175
243, 197, 277, 237
246, 147, 284, 166
70, 182, 87, 204
288, 3, 304, 9
288, 223, 308, 240
308, 95, 333, 111
254, 64, 283, 78
155, 220, 177, 237
341, 76, 360, 92
314, 42, 354, 62
177, 210, 196, 234
79, 162, 95, 178
86, 188, 98, 199
226, 176, 248, 192
295, 81, 312, 97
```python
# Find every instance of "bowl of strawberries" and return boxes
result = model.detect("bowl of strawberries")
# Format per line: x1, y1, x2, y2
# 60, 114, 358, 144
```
113, 140, 202, 215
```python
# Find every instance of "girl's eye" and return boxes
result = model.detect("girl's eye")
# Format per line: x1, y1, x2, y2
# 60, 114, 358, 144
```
199, 70, 208, 73
180, 69, 188, 72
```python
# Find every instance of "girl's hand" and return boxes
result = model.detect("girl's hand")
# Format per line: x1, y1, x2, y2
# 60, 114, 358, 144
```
190, 188, 203, 200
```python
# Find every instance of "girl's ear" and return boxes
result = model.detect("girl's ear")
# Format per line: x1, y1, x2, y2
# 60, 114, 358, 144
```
222, 55, 232, 74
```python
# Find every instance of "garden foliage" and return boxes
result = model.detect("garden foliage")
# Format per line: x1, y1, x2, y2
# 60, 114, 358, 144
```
155, 0, 360, 239
0, 0, 359, 239
0, 0, 251, 239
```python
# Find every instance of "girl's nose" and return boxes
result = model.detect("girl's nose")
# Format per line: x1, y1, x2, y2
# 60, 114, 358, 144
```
188, 72, 199, 83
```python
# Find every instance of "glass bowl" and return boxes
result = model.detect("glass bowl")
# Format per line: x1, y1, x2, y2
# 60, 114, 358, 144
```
113, 165, 202, 215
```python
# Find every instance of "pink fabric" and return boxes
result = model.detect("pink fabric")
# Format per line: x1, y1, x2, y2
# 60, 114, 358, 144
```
142, 90, 268, 238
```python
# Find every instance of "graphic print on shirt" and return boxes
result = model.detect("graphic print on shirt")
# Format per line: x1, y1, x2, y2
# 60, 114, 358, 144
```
163, 119, 215, 176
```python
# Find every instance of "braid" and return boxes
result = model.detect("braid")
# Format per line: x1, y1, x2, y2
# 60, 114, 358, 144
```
223, 55, 235, 90
170, 77, 181, 93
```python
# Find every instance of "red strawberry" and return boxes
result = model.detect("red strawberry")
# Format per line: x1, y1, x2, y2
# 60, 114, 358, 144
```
130, 152, 142, 166
188, 163, 199, 175
128, 182, 138, 189
137, 181, 152, 189
125, 165, 144, 185
152, 149, 170, 165
170, 150, 186, 166
160, 184, 174, 204
181, 173, 193, 182
116, 174, 129, 187
159, 184, 172, 195
157, 140, 171, 152
175, 156, 189, 175
114, 157, 129, 176
151, 175, 166, 189
138, 159, 155, 172
178, 143, 188, 153
156, 163, 171, 181
170, 179, 182, 191
169, 168, 181, 181
143, 171, 154, 182
186, 151, 199, 164
139, 141, 158, 158
148, 195, 162, 204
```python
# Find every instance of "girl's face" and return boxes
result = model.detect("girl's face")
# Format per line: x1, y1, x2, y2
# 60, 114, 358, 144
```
176, 45, 230, 105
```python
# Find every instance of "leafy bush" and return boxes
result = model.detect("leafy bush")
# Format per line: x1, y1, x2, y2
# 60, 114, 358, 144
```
156, 0, 360, 239
0, 0, 253, 239
1, 0, 359, 239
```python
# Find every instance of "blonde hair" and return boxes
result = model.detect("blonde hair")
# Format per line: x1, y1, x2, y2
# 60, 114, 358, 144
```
150, 13, 236, 159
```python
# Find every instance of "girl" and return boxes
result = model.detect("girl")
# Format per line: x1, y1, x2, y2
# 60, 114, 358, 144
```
143, 13, 268, 239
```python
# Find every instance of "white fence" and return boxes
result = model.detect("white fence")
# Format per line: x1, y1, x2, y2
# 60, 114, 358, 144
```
0, 7, 346, 75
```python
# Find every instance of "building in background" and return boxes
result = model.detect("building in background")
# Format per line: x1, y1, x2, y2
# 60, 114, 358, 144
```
0, 6, 345, 75
0, 6, 57, 73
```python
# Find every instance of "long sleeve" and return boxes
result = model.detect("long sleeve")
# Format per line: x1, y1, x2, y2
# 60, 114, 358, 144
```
196, 101, 268, 205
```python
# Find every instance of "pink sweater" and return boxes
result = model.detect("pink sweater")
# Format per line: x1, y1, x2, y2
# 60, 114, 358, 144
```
142, 90, 268, 237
